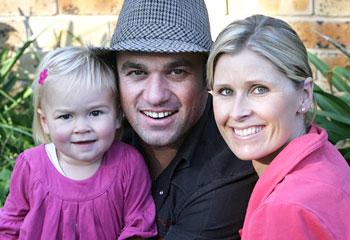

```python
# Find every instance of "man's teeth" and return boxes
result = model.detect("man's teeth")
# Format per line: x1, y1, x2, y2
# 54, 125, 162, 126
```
234, 126, 263, 137
143, 111, 172, 119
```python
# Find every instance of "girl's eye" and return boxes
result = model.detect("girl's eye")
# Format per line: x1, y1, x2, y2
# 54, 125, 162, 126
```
58, 114, 71, 120
252, 86, 268, 95
90, 110, 102, 117
219, 88, 233, 96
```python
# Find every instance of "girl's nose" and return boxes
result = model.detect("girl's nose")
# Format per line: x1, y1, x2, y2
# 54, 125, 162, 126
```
73, 117, 91, 133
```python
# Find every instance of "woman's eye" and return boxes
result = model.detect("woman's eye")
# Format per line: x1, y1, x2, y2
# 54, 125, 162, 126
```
219, 88, 233, 96
90, 111, 102, 117
252, 86, 268, 95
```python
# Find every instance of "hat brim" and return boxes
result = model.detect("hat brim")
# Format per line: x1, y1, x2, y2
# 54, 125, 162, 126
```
90, 47, 117, 69
108, 39, 210, 53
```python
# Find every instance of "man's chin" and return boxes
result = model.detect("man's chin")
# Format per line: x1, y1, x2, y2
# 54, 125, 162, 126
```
139, 133, 182, 149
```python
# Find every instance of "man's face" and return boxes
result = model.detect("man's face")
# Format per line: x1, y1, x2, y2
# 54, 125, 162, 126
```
117, 52, 208, 149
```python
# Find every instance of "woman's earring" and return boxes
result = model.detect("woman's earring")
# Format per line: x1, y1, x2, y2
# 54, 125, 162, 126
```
300, 107, 306, 113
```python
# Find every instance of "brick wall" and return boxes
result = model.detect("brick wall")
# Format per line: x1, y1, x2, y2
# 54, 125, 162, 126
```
0, 0, 349, 83
207, 0, 350, 85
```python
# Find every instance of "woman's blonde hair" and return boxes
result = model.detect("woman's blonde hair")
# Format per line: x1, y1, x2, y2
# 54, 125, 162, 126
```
32, 46, 121, 144
207, 14, 315, 125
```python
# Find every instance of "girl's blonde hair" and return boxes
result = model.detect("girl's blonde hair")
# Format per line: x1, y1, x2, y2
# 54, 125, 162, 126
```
207, 14, 315, 125
32, 46, 120, 144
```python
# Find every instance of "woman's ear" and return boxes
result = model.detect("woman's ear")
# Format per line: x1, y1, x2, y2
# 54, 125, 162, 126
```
37, 108, 50, 134
298, 77, 313, 113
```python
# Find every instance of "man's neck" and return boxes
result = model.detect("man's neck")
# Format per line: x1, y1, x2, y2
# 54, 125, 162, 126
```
142, 143, 178, 180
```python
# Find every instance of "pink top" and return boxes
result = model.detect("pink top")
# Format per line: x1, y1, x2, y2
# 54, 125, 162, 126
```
0, 141, 157, 240
241, 125, 350, 239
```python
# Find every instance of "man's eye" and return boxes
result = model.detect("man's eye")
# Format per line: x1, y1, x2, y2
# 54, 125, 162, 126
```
127, 70, 146, 76
170, 69, 185, 75
58, 114, 71, 120
252, 86, 268, 95
90, 111, 102, 117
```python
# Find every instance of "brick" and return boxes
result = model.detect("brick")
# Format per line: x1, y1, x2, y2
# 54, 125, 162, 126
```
315, 0, 350, 16
258, 0, 312, 15
29, 0, 57, 16
318, 51, 349, 69
225, 0, 312, 17
289, 21, 350, 50
58, 0, 123, 15
0, 19, 26, 49
0, 0, 28, 16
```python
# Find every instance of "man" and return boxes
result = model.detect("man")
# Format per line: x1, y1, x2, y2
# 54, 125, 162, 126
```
109, 0, 257, 239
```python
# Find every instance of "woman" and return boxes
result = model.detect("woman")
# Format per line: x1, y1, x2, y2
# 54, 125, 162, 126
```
207, 15, 350, 239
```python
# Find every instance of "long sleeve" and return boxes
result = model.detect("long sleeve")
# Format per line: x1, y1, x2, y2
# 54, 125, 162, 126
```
118, 148, 157, 240
0, 153, 31, 239
164, 174, 256, 240
244, 202, 334, 240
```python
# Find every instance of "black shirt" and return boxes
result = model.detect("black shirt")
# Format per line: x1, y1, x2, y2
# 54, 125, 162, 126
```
122, 96, 257, 239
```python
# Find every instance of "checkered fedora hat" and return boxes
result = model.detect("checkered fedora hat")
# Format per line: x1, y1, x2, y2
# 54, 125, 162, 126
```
110, 0, 212, 53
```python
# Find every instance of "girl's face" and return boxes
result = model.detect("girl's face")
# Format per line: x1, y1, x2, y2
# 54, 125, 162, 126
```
212, 49, 311, 175
38, 86, 120, 165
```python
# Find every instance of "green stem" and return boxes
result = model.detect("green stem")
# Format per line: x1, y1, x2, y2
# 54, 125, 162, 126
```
0, 123, 32, 138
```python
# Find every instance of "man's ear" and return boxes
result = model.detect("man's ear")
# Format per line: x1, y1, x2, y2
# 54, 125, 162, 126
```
37, 108, 50, 134
298, 77, 313, 113
115, 116, 122, 130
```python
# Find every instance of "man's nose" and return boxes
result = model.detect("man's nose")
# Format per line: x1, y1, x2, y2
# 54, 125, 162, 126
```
143, 74, 171, 105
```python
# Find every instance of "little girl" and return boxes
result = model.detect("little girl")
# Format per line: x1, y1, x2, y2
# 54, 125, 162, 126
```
0, 46, 157, 239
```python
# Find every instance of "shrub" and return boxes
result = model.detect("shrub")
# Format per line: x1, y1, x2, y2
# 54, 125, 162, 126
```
0, 39, 37, 206
309, 33, 350, 163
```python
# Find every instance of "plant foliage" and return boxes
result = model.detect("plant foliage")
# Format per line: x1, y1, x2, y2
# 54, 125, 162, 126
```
0, 39, 37, 206
0, 26, 86, 206
308, 34, 350, 163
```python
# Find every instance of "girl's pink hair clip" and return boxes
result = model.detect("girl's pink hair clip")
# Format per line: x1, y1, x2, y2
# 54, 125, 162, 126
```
38, 68, 48, 85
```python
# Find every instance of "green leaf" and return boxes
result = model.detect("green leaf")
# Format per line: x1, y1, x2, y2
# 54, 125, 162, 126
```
334, 67, 350, 82
331, 73, 350, 93
0, 168, 11, 181
339, 93, 350, 102
0, 39, 35, 79
315, 116, 349, 143
0, 48, 9, 63
314, 90, 350, 116
0, 123, 32, 138
308, 52, 329, 76
315, 116, 350, 137
316, 111, 350, 125
317, 33, 350, 58
339, 147, 350, 163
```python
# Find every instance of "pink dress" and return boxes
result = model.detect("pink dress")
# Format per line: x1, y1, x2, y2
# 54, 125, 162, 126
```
0, 141, 157, 239
241, 125, 350, 239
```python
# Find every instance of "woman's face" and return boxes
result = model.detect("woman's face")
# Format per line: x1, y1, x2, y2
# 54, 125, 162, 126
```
212, 49, 310, 174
